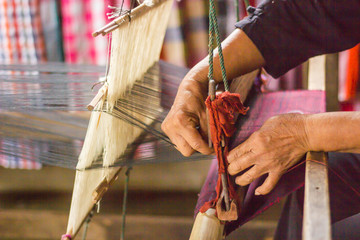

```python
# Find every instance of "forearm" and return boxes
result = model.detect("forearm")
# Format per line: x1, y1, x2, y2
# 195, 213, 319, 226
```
306, 112, 360, 153
178, 29, 265, 96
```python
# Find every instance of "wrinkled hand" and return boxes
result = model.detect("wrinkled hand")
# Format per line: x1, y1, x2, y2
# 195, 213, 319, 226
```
161, 79, 213, 156
227, 113, 310, 195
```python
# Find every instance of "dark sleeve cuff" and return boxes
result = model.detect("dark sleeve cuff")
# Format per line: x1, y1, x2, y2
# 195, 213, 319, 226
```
235, 0, 360, 78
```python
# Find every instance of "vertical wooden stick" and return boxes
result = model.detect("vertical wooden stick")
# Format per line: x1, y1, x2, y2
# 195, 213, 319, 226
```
189, 208, 224, 240
302, 152, 331, 240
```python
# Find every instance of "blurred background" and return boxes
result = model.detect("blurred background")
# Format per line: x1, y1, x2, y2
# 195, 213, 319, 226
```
0, 0, 358, 239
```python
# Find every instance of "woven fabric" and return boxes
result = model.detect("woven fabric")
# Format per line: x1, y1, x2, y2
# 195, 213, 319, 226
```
161, 1, 187, 66
0, 0, 46, 64
39, 0, 63, 61
161, 0, 208, 67
0, 139, 42, 170
0, 0, 47, 169
195, 90, 326, 235
60, 0, 117, 65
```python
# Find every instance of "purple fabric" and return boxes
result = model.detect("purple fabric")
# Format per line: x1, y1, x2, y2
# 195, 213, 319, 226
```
194, 89, 326, 235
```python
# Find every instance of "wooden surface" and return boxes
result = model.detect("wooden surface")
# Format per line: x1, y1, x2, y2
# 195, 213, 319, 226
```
308, 56, 326, 91
307, 54, 339, 111
302, 152, 331, 240
324, 53, 339, 111
230, 70, 258, 102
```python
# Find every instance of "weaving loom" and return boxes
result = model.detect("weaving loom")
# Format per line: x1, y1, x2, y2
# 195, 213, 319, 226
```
63, 1, 176, 239
0, 1, 334, 239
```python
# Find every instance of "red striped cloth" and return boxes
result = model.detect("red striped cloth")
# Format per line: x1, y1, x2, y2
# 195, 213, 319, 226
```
0, 0, 46, 64
60, 0, 126, 65
0, 0, 47, 169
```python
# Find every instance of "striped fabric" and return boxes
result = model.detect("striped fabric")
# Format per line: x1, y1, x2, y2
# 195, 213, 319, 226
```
161, 0, 264, 68
0, 138, 42, 170
60, 0, 127, 65
39, 0, 63, 61
0, 0, 47, 169
61, 0, 103, 64
161, 1, 187, 67
0, 0, 46, 64
161, 0, 208, 67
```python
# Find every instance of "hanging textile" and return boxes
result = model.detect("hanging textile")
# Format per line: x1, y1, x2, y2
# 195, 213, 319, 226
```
0, 0, 46, 64
0, 0, 47, 169
161, 1, 187, 66
161, 0, 209, 67
344, 44, 360, 102
338, 44, 360, 111
39, 0, 63, 61
60, 0, 122, 64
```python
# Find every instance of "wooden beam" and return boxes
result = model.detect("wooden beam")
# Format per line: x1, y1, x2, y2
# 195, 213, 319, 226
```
302, 152, 331, 240
304, 55, 333, 240
325, 53, 339, 111
307, 54, 339, 110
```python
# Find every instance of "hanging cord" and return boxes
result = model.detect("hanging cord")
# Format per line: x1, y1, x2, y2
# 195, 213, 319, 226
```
120, 167, 132, 240
243, 0, 250, 10
234, 0, 240, 21
234, 0, 251, 26
81, 207, 95, 240
208, 0, 229, 92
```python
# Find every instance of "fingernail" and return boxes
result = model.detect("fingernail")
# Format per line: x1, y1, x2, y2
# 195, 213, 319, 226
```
255, 190, 261, 196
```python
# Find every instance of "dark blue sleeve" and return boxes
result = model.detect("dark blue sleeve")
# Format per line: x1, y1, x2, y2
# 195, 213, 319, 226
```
235, 0, 360, 78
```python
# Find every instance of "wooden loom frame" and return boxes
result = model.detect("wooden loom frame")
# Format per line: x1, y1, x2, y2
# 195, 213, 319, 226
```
63, 1, 174, 239
63, 0, 337, 237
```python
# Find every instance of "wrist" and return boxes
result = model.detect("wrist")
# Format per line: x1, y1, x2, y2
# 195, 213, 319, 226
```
289, 114, 312, 153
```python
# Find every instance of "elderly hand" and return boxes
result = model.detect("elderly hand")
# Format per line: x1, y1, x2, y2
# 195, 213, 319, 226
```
227, 113, 311, 195
161, 79, 213, 156
161, 29, 265, 157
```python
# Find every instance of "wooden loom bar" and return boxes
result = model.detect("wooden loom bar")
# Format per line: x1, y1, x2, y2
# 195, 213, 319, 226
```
92, 0, 169, 37
302, 152, 331, 240
303, 54, 334, 240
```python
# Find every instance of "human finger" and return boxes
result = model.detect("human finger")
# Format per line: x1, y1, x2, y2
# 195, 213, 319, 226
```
234, 165, 265, 186
227, 152, 255, 175
182, 124, 213, 155
167, 133, 195, 157
227, 141, 252, 163
254, 172, 282, 195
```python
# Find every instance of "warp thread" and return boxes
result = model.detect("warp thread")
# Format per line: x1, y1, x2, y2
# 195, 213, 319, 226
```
288, 158, 360, 198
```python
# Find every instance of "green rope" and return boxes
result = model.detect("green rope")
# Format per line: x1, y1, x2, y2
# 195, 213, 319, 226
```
208, 0, 229, 92
81, 208, 94, 240
243, 0, 250, 10
234, 0, 240, 21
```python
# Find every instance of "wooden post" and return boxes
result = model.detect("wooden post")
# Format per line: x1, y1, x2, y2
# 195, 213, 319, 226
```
302, 152, 331, 240
303, 55, 334, 240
